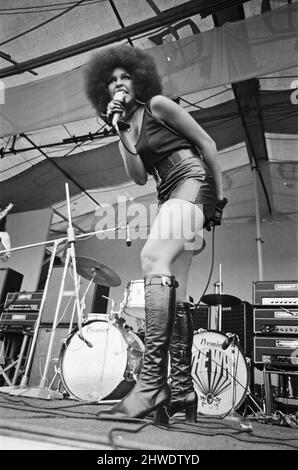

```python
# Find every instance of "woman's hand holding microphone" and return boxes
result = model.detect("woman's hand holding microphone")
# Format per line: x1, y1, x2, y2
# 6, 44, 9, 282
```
106, 90, 127, 130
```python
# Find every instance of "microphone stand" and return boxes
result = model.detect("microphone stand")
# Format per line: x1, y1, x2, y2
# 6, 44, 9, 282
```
213, 266, 223, 331
10, 183, 87, 399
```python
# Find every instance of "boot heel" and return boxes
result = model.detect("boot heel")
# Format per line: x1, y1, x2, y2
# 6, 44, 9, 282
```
185, 404, 197, 423
154, 406, 169, 425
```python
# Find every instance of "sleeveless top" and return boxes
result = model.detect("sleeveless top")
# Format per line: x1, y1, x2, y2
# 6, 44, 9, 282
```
135, 100, 196, 173
133, 99, 217, 214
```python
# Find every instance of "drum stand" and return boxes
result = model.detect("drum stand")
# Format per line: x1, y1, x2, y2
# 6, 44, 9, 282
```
223, 337, 256, 431
224, 336, 245, 422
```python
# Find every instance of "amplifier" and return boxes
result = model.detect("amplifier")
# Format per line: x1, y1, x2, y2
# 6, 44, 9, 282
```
253, 280, 298, 306
254, 336, 298, 366
0, 291, 43, 333
254, 308, 298, 335
221, 302, 253, 358
191, 305, 210, 331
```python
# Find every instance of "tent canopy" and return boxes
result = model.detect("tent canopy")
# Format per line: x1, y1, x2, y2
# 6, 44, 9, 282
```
0, 0, 297, 239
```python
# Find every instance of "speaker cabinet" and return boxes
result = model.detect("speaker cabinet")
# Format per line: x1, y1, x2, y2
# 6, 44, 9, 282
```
221, 301, 253, 358
253, 280, 298, 305
0, 268, 23, 306
192, 305, 211, 331
40, 267, 109, 325
28, 325, 69, 387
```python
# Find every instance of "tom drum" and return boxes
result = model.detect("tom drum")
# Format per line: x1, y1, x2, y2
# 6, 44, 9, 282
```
122, 279, 145, 320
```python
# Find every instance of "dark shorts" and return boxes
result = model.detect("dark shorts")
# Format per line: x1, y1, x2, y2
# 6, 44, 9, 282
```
154, 153, 217, 225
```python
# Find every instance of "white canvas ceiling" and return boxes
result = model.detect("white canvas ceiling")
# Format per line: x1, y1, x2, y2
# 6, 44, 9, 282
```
0, 0, 297, 244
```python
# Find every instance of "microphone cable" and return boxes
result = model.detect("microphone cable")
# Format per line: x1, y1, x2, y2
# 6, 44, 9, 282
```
118, 132, 138, 155
195, 224, 216, 309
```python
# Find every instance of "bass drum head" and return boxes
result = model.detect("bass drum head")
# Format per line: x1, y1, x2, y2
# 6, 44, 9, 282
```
191, 330, 249, 417
60, 320, 128, 401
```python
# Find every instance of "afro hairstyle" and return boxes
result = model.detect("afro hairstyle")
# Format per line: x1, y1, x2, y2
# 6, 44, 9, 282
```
84, 45, 163, 116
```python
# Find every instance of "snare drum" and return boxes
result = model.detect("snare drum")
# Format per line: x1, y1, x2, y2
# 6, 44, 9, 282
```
122, 280, 145, 320
191, 330, 249, 417
59, 319, 144, 401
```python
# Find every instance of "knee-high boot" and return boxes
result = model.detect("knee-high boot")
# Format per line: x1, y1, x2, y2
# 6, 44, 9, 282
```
97, 274, 177, 422
168, 302, 198, 422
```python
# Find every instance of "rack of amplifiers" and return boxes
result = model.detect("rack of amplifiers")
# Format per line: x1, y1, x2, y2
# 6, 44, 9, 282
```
0, 291, 43, 386
253, 280, 298, 408
0, 291, 43, 333
253, 281, 298, 367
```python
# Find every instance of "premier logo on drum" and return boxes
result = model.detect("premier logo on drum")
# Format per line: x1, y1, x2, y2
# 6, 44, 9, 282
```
199, 338, 223, 348
86, 324, 109, 334
191, 331, 249, 416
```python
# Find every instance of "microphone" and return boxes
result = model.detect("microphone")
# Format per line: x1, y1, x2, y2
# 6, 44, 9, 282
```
126, 221, 131, 247
112, 90, 127, 129
222, 333, 237, 350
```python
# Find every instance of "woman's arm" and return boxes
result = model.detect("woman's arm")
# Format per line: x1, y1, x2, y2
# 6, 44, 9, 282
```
0, 203, 14, 221
106, 96, 147, 186
150, 95, 223, 200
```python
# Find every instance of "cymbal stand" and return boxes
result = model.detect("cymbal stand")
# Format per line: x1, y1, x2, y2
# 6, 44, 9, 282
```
214, 264, 223, 331
224, 336, 253, 431
102, 295, 126, 328
78, 274, 95, 324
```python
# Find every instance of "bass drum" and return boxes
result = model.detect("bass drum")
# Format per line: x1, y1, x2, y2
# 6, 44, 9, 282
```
59, 319, 144, 401
191, 330, 249, 417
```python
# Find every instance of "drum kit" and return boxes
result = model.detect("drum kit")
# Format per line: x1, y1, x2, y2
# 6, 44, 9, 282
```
58, 258, 252, 420
0, 183, 256, 421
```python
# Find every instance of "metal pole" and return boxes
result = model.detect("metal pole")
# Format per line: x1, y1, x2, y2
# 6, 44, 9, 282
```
253, 166, 264, 281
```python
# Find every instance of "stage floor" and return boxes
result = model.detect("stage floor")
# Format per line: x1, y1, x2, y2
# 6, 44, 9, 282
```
0, 390, 297, 453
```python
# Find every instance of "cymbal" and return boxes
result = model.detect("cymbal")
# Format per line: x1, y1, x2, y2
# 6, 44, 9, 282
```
201, 293, 241, 307
76, 256, 121, 287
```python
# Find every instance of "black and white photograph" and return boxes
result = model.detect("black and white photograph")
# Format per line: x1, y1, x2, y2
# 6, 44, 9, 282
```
0, 0, 297, 456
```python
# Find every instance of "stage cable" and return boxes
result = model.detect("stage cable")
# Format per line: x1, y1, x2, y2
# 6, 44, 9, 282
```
195, 225, 216, 308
